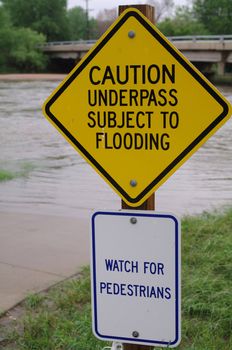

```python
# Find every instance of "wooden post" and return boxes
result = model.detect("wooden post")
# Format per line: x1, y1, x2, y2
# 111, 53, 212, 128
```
119, 4, 155, 21
119, 5, 155, 350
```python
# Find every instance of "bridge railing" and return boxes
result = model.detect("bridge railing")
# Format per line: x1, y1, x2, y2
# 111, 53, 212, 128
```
43, 35, 232, 47
168, 35, 232, 42
43, 40, 97, 47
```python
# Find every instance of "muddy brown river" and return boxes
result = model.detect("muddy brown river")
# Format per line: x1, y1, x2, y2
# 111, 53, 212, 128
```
0, 81, 231, 217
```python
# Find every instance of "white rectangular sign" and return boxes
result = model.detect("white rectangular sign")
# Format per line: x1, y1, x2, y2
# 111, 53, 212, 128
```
90, 210, 181, 347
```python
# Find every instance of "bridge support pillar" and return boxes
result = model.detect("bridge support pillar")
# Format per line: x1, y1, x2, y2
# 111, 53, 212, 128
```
217, 61, 225, 76
217, 52, 229, 76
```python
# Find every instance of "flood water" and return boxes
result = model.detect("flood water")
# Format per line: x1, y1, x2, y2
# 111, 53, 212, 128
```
0, 80, 231, 218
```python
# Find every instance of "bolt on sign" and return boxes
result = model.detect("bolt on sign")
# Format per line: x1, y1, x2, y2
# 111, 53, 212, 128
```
90, 210, 181, 347
43, 8, 231, 207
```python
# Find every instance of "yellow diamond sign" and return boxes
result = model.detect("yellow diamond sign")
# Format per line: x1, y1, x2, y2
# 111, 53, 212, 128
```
43, 9, 231, 207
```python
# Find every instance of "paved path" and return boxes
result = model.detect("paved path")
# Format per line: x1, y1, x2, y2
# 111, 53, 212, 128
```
0, 212, 89, 312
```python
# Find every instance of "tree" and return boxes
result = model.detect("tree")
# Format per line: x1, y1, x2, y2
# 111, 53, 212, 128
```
193, 0, 232, 34
95, 1, 173, 37
158, 6, 208, 36
147, 0, 174, 22
96, 8, 117, 37
0, 3, 47, 72
8, 28, 47, 72
2, 0, 69, 41
67, 6, 97, 40
0, 2, 11, 27
0, 5, 13, 70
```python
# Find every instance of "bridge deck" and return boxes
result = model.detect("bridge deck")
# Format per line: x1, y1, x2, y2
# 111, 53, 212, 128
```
42, 35, 232, 73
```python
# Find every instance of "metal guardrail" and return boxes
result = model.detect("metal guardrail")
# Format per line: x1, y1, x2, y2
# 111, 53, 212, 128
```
44, 40, 97, 46
167, 35, 232, 42
43, 35, 232, 47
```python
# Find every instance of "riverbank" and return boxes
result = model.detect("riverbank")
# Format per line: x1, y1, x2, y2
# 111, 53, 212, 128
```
0, 74, 66, 81
1, 208, 231, 349
211, 74, 232, 86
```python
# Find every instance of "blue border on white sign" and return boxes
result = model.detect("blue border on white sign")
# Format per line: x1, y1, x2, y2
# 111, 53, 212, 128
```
91, 211, 181, 347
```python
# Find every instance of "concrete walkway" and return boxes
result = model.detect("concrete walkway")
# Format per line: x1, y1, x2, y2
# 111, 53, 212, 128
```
0, 212, 89, 312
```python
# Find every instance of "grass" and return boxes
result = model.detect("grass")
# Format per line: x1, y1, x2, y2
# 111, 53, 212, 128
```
180, 209, 232, 350
0, 163, 35, 182
0, 268, 107, 350
0, 209, 232, 349
0, 170, 15, 182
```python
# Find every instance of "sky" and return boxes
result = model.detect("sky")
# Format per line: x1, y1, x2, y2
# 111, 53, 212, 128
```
68, 0, 187, 17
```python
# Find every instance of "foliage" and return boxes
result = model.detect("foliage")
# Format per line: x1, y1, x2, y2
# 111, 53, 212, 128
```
9, 28, 47, 72
2, 0, 69, 41
193, 0, 232, 34
67, 6, 97, 40
0, 2, 11, 27
158, 6, 208, 36
1, 210, 232, 349
0, 26, 47, 72
0, 3, 47, 72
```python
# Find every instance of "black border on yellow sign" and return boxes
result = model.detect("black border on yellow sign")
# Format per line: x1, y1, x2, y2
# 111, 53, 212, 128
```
45, 10, 229, 205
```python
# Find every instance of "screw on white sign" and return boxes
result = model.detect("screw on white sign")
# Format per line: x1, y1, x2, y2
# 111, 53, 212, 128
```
90, 210, 181, 347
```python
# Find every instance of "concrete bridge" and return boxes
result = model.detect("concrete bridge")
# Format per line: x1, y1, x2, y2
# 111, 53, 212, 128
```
42, 35, 232, 76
